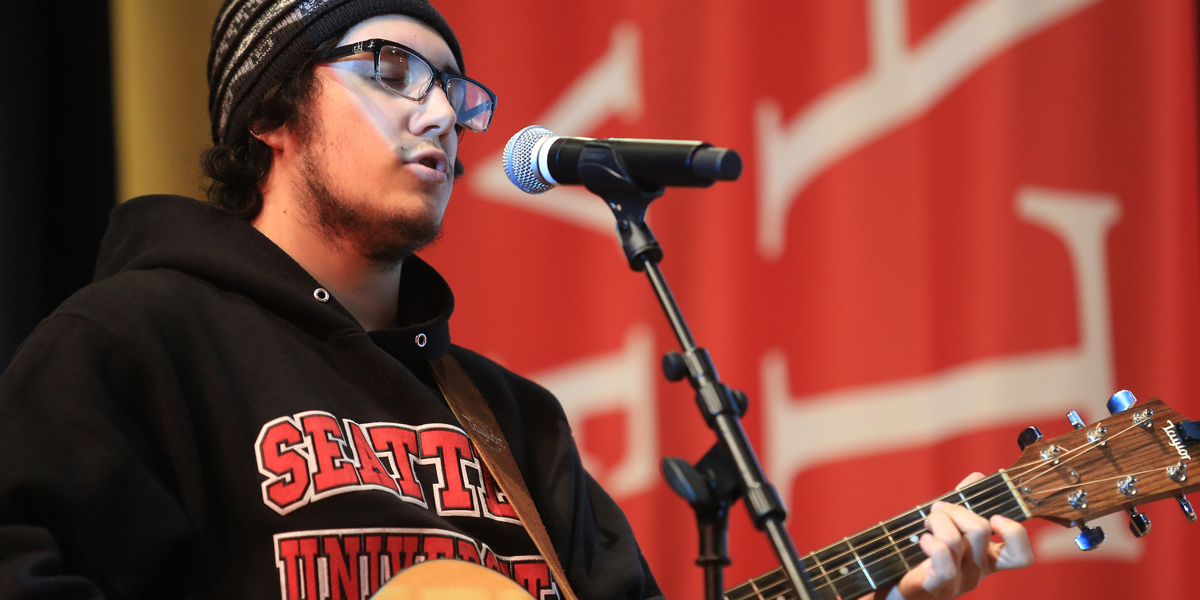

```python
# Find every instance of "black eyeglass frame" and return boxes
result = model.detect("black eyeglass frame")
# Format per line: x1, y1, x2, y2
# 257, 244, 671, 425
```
320, 38, 497, 133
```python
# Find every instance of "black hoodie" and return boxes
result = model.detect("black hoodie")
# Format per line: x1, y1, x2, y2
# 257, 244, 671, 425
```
0, 195, 661, 600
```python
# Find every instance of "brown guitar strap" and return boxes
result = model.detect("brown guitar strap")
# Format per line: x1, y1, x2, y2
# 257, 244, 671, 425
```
429, 353, 580, 600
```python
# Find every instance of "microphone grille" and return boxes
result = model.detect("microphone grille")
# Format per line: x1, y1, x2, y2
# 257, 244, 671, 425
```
503, 125, 554, 194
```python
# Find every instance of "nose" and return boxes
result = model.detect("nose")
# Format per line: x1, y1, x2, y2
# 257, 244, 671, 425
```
412, 82, 458, 138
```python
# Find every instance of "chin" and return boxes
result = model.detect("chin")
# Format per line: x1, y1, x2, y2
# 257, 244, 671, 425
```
355, 209, 444, 265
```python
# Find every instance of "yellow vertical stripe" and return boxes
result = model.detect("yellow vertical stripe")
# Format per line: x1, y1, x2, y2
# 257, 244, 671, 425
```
110, 0, 226, 202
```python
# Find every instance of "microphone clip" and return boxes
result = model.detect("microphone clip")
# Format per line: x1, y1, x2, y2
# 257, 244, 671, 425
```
576, 140, 665, 270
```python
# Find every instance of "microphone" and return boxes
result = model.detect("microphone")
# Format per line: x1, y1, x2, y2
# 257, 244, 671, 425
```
503, 125, 742, 194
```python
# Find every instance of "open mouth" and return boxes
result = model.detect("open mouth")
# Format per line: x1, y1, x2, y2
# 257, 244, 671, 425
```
406, 148, 448, 177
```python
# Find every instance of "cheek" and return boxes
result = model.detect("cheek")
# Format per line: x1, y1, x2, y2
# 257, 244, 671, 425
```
318, 76, 404, 158
327, 115, 398, 181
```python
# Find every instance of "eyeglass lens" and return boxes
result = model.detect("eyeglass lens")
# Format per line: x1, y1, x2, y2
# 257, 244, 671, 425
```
379, 45, 493, 132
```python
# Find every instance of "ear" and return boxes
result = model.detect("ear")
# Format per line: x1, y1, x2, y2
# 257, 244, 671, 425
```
251, 123, 291, 152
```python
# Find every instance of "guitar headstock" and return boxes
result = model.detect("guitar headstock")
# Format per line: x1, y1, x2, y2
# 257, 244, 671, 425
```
1007, 394, 1200, 536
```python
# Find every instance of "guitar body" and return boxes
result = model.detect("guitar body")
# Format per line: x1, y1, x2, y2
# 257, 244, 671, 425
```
371, 560, 534, 600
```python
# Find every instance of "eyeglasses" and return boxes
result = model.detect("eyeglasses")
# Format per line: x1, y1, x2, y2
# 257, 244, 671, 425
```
320, 38, 497, 133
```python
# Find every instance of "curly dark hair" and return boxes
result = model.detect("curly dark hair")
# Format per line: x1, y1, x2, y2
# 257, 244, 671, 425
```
200, 42, 328, 221
200, 36, 465, 221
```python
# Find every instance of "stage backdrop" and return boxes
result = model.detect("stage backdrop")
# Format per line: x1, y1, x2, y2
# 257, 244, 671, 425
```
110, 1, 1200, 599
426, 1, 1200, 599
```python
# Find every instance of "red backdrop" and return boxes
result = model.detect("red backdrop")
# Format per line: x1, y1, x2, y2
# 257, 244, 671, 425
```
425, 1, 1200, 598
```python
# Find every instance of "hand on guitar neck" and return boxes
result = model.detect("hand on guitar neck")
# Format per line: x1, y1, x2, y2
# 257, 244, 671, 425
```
863, 472, 1034, 600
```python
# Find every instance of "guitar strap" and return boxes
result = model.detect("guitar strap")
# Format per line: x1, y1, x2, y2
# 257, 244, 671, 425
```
429, 353, 580, 600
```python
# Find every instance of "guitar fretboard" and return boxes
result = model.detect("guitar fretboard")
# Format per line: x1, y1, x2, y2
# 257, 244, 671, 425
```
725, 471, 1026, 600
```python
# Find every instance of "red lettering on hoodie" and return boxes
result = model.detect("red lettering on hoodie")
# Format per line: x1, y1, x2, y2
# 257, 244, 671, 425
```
303, 413, 359, 493
418, 427, 479, 515
257, 417, 311, 513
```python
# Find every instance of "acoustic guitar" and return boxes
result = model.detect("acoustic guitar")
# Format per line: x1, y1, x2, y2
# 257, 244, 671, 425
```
373, 392, 1200, 600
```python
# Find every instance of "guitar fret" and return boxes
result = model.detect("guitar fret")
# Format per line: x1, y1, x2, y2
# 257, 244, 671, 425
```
887, 508, 925, 547
878, 520, 911, 571
747, 577, 763, 600
847, 538, 875, 590
729, 570, 765, 600
957, 490, 972, 510
724, 566, 828, 600
849, 509, 912, 593
800, 555, 836, 600
753, 570, 791, 600
814, 540, 869, 599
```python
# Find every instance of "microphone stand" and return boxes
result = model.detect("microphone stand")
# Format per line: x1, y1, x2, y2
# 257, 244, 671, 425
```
573, 141, 813, 600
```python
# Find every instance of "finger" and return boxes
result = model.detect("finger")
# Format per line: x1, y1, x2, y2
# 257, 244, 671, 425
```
935, 502, 993, 569
919, 506, 967, 592
989, 514, 1035, 570
955, 471, 987, 489
917, 532, 958, 592
884, 562, 934, 600
925, 504, 965, 559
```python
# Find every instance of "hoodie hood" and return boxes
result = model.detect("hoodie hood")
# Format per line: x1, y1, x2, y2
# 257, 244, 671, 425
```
95, 195, 453, 360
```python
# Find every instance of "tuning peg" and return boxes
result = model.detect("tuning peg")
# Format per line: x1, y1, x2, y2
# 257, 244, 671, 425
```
1179, 420, 1200, 443
1126, 508, 1152, 537
1017, 426, 1044, 450
1178, 495, 1197, 523
1067, 410, 1086, 430
1106, 390, 1137, 415
1074, 523, 1106, 551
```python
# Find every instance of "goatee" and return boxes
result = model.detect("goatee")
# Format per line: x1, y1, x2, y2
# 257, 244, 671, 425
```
296, 147, 443, 267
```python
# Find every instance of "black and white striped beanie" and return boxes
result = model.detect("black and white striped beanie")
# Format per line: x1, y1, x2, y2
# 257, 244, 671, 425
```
207, 0, 464, 146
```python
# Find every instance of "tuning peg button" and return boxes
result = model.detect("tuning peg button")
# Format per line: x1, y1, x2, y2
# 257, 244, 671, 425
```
1179, 420, 1200, 443
1067, 410, 1086, 430
1127, 508, 1151, 537
1106, 390, 1137, 415
1075, 524, 1106, 551
1178, 495, 1197, 523
1017, 426, 1043, 450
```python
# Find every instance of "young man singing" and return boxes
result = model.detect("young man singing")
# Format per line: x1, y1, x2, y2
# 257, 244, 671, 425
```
0, 1, 1030, 599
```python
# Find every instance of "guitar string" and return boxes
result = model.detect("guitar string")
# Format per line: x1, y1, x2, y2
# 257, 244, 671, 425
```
732, 444, 1111, 600
790, 475, 1019, 569
730, 415, 1156, 600
1008, 419, 1150, 495
800, 506, 1028, 600
736, 478, 1026, 600
778, 424, 1108, 593
730, 497, 1027, 600
802, 419, 1153, 595
775, 473, 1032, 597
732, 510, 1025, 600
737, 499, 1037, 600
1019, 465, 1175, 498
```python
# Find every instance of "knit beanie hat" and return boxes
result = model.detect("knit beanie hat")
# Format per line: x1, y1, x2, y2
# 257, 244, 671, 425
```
208, 0, 464, 147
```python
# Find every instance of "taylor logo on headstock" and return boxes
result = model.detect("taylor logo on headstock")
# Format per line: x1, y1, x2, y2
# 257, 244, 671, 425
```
1163, 420, 1194, 461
